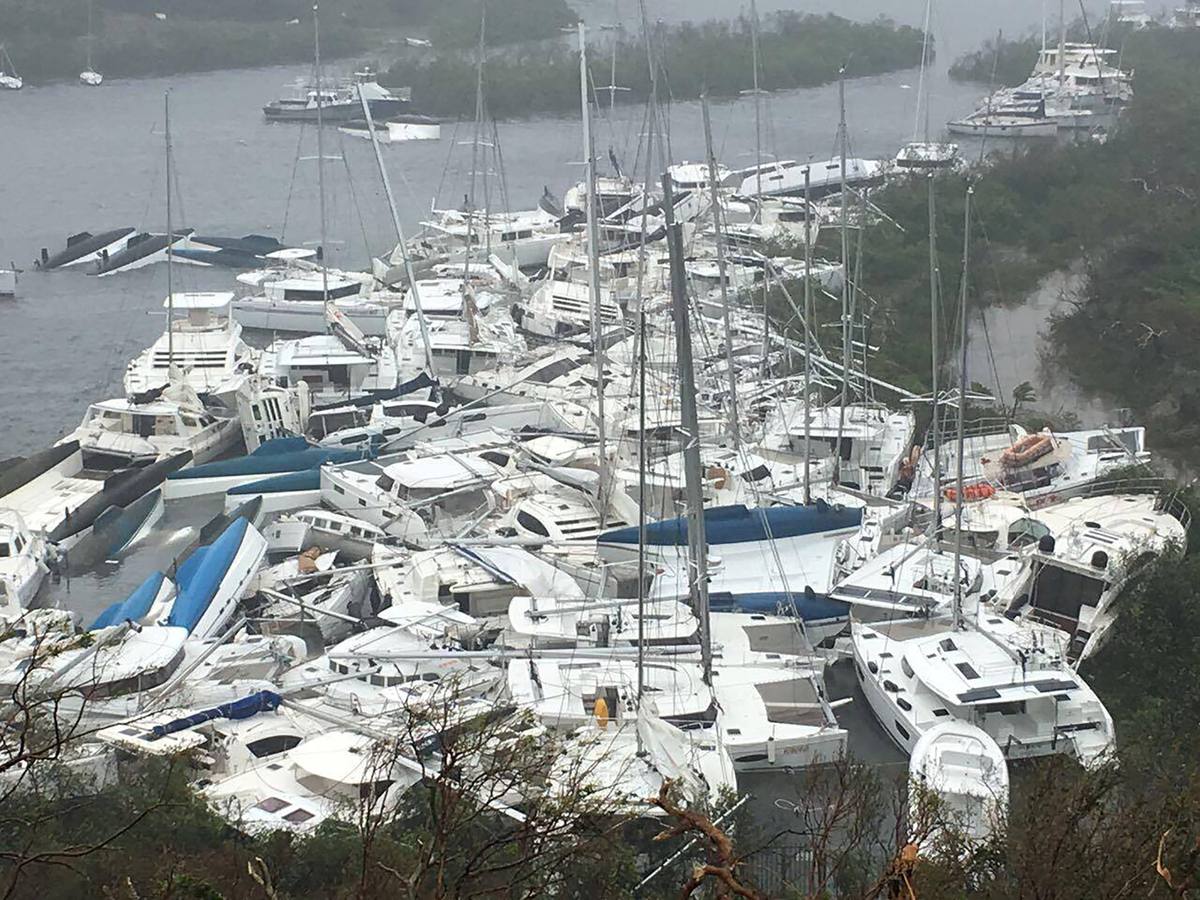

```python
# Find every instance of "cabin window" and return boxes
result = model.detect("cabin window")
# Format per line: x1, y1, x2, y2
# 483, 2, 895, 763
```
932, 708, 950, 717
894, 720, 910, 741
740, 465, 771, 483
0, 544, 9, 558
246, 734, 303, 758
897, 697, 912, 712
955, 662, 980, 680
516, 511, 551, 537
984, 701, 1026, 716
938, 638, 957, 652
375, 475, 396, 493
341, 435, 365, 446
480, 450, 511, 467
901, 658, 914, 679
1008, 518, 1052, 549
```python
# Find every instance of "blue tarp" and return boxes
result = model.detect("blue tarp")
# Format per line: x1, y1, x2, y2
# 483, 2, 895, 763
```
150, 689, 283, 739
166, 518, 249, 633
90, 570, 166, 630
598, 502, 863, 547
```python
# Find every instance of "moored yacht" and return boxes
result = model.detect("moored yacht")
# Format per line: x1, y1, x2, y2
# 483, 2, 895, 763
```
263, 69, 411, 122
124, 293, 257, 398
0, 511, 48, 617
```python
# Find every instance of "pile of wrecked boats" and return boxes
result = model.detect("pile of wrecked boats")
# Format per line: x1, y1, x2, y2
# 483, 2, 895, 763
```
1, 81, 1184, 853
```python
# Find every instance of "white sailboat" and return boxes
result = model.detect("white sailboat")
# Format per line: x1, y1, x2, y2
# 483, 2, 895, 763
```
0, 45, 22, 90
79, 0, 103, 86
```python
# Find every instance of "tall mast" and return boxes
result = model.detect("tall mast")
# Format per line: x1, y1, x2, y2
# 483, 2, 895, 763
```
634, 0, 660, 735
663, 173, 712, 685
164, 91, 174, 370
358, 93, 435, 377
701, 93, 740, 451
749, 0, 763, 203
313, 2, 329, 305
802, 167, 813, 505
1057, 0, 1067, 89
913, 0, 932, 143
86, 0, 94, 71
833, 67, 851, 484
579, 24, 608, 528
464, 2, 487, 283
952, 187, 973, 631
928, 174, 942, 534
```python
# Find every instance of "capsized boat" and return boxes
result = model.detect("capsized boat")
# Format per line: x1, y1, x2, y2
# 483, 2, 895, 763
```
92, 230, 194, 277
35, 228, 135, 270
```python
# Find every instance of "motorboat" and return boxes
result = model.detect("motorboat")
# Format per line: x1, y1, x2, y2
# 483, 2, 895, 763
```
124, 293, 258, 398
60, 383, 242, 471
404, 205, 569, 271
263, 69, 412, 122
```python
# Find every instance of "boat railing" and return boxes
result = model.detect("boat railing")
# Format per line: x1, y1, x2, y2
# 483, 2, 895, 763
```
922, 415, 1013, 449
1067, 475, 1193, 532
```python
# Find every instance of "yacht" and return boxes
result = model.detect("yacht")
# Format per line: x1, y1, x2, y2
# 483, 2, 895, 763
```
263, 69, 411, 122
0, 511, 48, 617
852, 612, 1115, 766
60, 384, 241, 471
231, 270, 396, 336
258, 334, 399, 407
124, 293, 257, 398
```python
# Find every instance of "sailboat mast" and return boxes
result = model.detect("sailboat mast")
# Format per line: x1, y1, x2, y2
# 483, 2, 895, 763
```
313, 3, 329, 304
579, 24, 608, 528
701, 93, 740, 451
164, 91, 174, 370
86, 0, 94, 70
1057, 0, 1067, 88
662, 173, 712, 685
464, 3, 487, 283
833, 67, 851, 484
951, 187, 973, 631
802, 167, 813, 505
913, 0, 932, 144
928, 174, 942, 533
358, 95, 436, 377
750, 0, 763, 202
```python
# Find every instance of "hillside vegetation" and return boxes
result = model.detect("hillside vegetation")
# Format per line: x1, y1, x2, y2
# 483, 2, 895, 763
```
383, 12, 927, 118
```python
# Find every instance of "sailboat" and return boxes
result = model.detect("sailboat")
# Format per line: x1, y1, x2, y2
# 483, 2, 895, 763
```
894, 0, 959, 172
0, 45, 22, 90
80, 0, 103, 86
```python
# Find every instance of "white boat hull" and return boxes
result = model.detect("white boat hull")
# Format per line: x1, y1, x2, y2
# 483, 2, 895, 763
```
222, 487, 322, 516
946, 119, 1057, 138
387, 120, 440, 141
58, 232, 133, 268
79, 70, 103, 86
189, 523, 268, 640
231, 300, 388, 337
0, 270, 15, 297
0, 75, 22, 91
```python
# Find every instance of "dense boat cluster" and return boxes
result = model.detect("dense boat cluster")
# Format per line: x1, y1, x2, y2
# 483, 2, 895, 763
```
0, 13, 1190, 856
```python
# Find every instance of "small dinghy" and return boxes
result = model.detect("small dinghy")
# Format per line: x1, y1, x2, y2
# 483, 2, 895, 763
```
909, 721, 1009, 854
